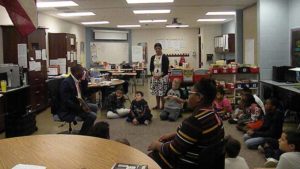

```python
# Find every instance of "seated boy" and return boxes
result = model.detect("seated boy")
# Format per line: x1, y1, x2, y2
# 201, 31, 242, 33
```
225, 136, 249, 169
262, 131, 300, 168
276, 131, 300, 169
160, 78, 186, 121
127, 91, 152, 125
213, 86, 233, 120
244, 98, 284, 149
106, 89, 130, 119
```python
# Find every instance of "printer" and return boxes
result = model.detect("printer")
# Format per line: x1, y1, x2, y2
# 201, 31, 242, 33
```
0, 64, 21, 88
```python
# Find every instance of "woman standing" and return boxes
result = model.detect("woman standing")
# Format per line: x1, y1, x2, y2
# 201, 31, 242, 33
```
148, 78, 225, 169
150, 43, 169, 110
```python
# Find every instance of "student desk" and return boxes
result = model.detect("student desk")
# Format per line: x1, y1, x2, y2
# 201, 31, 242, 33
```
0, 135, 161, 169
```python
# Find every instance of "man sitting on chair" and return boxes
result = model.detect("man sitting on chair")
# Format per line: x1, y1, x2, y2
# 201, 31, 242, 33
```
59, 64, 97, 135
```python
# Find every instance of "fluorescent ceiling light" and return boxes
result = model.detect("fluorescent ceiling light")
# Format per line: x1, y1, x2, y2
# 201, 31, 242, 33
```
166, 25, 189, 28
81, 21, 110, 25
117, 25, 141, 28
206, 12, 236, 15
126, 0, 174, 4
37, 1, 78, 8
133, 10, 171, 14
197, 19, 226, 22
58, 12, 95, 17
139, 19, 167, 23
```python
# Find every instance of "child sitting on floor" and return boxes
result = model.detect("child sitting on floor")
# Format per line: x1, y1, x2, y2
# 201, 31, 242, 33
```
244, 98, 284, 149
106, 89, 130, 119
213, 86, 233, 120
261, 131, 300, 168
127, 91, 152, 125
236, 93, 263, 132
160, 78, 186, 121
225, 135, 249, 169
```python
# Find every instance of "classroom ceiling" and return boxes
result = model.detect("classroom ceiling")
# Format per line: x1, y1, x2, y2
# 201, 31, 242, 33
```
37, 0, 257, 28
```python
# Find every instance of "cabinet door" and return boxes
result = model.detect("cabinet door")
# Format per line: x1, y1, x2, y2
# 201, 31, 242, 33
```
2, 26, 27, 64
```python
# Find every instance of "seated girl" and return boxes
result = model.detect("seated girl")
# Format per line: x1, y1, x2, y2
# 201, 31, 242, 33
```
213, 86, 233, 120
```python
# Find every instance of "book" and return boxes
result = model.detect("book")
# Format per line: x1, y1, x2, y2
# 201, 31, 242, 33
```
111, 163, 148, 169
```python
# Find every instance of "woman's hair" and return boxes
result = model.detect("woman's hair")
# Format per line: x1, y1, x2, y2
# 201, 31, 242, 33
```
88, 121, 110, 139
216, 86, 225, 96
244, 93, 256, 107
154, 43, 162, 49
225, 135, 241, 158
193, 78, 217, 106
285, 131, 300, 151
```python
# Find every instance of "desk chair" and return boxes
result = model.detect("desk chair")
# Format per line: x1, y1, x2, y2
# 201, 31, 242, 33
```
47, 78, 82, 134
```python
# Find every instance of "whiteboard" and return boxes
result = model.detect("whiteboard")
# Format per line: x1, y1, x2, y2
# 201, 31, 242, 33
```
90, 42, 129, 64
132, 46, 143, 62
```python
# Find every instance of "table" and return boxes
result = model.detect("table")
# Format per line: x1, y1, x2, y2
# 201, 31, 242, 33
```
88, 80, 125, 108
111, 72, 137, 93
88, 79, 125, 88
0, 135, 161, 169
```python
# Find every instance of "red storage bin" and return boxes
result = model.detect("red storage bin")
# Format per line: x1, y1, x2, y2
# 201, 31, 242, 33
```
228, 67, 237, 74
193, 74, 210, 83
221, 67, 229, 74
211, 68, 220, 74
250, 67, 260, 73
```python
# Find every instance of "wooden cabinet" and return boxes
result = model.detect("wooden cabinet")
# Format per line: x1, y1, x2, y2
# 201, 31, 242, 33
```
0, 95, 4, 132
214, 34, 235, 53
1, 26, 48, 113
48, 33, 77, 74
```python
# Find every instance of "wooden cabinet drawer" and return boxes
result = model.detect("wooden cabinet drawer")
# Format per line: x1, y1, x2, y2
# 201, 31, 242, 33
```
29, 84, 46, 110
28, 71, 45, 85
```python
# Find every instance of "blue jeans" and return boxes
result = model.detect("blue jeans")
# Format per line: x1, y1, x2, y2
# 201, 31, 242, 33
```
244, 133, 265, 149
87, 103, 99, 114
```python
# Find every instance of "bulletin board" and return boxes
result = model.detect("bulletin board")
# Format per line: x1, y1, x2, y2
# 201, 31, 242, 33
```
90, 42, 129, 64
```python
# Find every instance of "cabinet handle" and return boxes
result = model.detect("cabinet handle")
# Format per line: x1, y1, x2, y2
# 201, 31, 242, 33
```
35, 91, 40, 94
35, 78, 39, 81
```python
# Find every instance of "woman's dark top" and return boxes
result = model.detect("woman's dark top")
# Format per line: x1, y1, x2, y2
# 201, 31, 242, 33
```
150, 54, 169, 77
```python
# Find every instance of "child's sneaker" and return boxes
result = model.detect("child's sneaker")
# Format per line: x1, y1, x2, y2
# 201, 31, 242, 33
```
258, 145, 265, 154
144, 120, 150, 125
264, 158, 278, 168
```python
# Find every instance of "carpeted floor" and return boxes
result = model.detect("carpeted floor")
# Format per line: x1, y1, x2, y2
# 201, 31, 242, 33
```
106, 111, 266, 169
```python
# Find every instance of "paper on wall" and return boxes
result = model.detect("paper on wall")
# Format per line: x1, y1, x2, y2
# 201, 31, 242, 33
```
17, 44, 28, 68
70, 53, 74, 62
42, 49, 47, 60
49, 59, 58, 65
70, 38, 74, 45
35, 50, 41, 60
29, 61, 41, 71
67, 51, 70, 60
74, 52, 77, 61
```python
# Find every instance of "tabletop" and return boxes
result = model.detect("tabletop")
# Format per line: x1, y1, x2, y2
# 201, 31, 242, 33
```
0, 135, 161, 169
88, 79, 125, 88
